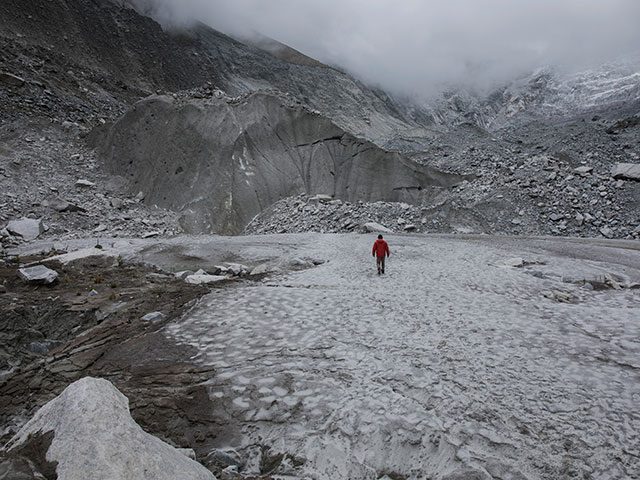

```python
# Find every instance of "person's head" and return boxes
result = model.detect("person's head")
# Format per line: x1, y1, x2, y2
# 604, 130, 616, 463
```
377, 234, 383, 239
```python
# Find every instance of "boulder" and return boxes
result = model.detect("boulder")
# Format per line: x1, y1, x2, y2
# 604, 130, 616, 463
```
4, 377, 215, 480
18, 265, 59, 284
6, 217, 44, 241
612, 163, 640, 181
363, 222, 392, 233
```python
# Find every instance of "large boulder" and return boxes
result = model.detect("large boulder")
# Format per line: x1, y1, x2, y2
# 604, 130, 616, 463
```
6, 218, 44, 241
4, 377, 216, 480
612, 163, 640, 181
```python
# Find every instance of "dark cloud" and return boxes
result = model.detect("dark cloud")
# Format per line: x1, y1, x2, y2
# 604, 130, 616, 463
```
137, 0, 640, 95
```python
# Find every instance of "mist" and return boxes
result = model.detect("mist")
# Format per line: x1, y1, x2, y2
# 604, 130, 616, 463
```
135, 0, 640, 96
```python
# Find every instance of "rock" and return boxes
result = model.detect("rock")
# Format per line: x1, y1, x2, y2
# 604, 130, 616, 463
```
174, 270, 195, 280
308, 194, 333, 204
6, 217, 44, 241
18, 265, 59, 284
503, 257, 524, 268
220, 465, 240, 480
134, 191, 146, 202
574, 166, 593, 175
575, 213, 585, 226
403, 224, 416, 231
549, 213, 563, 222
75, 179, 95, 188
42, 196, 83, 213
249, 263, 272, 276
0, 71, 25, 87
185, 274, 228, 285
224, 263, 248, 276
93, 224, 107, 233
110, 198, 124, 209
543, 290, 575, 303
599, 226, 614, 238
177, 448, 197, 461
142, 231, 161, 238
363, 222, 392, 233
5, 378, 215, 480
611, 163, 640, 181
141, 311, 166, 322
0, 284, 6, 294
205, 448, 244, 470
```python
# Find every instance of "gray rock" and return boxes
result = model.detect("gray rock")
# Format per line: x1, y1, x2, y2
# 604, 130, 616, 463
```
574, 166, 593, 175
75, 179, 95, 188
18, 265, 59, 284
403, 224, 416, 231
42, 196, 83, 213
6, 217, 44, 241
308, 194, 333, 204
503, 257, 525, 268
5, 378, 215, 480
110, 198, 124, 209
185, 274, 227, 285
600, 226, 614, 238
363, 222, 392, 233
174, 270, 195, 280
205, 448, 244, 470
142, 231, 161, 238
611, 163, 640, 181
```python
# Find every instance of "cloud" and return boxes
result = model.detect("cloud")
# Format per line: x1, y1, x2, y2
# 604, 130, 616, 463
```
136, 0, 640, 96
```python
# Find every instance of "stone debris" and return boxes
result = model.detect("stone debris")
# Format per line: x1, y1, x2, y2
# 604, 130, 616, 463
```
4, 377, 215, 480
18, 265, 59, 284
611, 163, 640, 181
6, 217, 44, 241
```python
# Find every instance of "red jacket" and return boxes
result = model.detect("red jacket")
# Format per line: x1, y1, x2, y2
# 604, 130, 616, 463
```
372, 239, 390, 258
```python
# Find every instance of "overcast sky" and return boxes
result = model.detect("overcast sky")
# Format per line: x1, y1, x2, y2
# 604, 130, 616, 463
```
140, 0, 640, 96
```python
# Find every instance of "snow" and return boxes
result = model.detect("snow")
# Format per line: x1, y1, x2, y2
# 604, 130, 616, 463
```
162, 233, 640, 479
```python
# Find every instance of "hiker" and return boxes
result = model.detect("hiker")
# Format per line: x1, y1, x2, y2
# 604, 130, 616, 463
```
372, 234, 390, 274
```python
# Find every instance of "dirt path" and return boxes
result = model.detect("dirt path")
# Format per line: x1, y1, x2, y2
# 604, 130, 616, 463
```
163, 234, 640, 479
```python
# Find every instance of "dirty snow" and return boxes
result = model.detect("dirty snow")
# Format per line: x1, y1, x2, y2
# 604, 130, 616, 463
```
162, 234, 640, 479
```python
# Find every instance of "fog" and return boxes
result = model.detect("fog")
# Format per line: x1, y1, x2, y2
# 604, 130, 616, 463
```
136, 0, 640, 96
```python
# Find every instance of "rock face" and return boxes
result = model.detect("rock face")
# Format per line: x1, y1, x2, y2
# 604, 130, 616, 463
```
99, 93, 469, 234
4, 377, 216, 480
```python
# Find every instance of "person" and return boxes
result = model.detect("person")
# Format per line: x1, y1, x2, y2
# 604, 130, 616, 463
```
372, 234, 390, 275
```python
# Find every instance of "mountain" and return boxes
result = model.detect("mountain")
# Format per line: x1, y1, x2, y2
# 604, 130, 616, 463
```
0, 0, 638, 242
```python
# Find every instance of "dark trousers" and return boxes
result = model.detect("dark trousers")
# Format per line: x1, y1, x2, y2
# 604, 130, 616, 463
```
376, 255, 385, 273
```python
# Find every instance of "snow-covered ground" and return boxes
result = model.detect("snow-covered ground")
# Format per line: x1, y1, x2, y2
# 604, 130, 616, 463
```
158, 234, 640, 480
